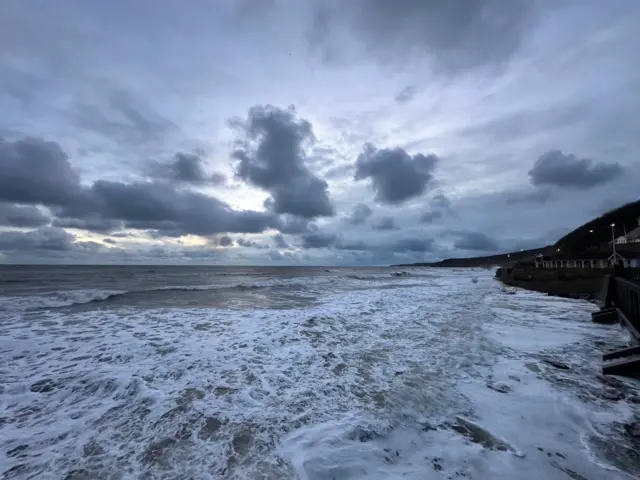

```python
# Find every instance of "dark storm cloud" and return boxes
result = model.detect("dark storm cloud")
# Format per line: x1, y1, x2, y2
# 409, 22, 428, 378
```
420, 210, 443, 223
452, 231, 499, 252
272, 234, 289, 249
372, 216, 396, 230
395, 85, 417, 104
0, 137, 82, 206
52, 216, 124, 233
0, 136, 282, 238
310, 0, 536, 73
56, 180, 279, 237
301, 233, 338, 249
347, 203, 372, 225
0, 227, 75, 252
217, 235, 234, 247
149, 152, 226, 185
336, 237, 435, 253
528, 150, 623, 190
0, 203, 50, 227
354, 143, 438, 204
231, 105, 334, 218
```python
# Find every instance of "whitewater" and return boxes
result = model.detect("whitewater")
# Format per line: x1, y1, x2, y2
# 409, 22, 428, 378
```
1, 266, 640, 479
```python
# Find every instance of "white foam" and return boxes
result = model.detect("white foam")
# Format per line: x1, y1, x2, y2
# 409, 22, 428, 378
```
1, 269, 639, 479
0, 288, 122, 311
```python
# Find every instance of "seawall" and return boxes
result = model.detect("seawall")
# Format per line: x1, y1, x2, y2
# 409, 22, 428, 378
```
495, 266, 610, 300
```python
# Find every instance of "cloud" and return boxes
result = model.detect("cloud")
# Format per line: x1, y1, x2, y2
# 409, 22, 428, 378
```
272, 234, 289, 249
336, 237, 435, 253
452, 231, 499, 252
0, 136, 282, 238
528, 150, 623, 189
505, 188, 552, 205
0, 137, 82, 206
73, 89, 179, 148
274, 215, 317, 234
0, 203, 50, 227
372, 216, 396, 230
52, 216, 124, 233
149, 152, 226, 185
237, 238, 265, 248
354, 143, 438, 204
217, 235, 234, 247
300, 233, 338, 249
395, 85, 417, 104
430, 193, 452, 211
420, 193, 452, 223
56, 180, 279, 237
269, 250, 284, 261
231, 105, 334, 218
0, 227, 75, 252
420, 210, 443, 223
104, 238, 117, 245
310, 0, 536, 73
347, 203, 372, 225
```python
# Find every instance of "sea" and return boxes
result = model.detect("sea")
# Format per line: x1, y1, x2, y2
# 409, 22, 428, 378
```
1, 265, 640, 480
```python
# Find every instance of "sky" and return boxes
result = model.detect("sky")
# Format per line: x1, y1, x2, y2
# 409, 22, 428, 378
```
1, 0, 639, 265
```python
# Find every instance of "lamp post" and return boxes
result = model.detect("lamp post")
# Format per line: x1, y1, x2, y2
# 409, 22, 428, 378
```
611, 223, 617, 265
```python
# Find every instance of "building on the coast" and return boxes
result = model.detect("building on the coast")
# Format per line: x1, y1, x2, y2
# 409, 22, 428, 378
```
534, 251, 629, 269
610, 217, 640, 245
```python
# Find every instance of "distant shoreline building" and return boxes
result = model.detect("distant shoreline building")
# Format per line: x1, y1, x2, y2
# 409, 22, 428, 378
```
610, 217, 640, 245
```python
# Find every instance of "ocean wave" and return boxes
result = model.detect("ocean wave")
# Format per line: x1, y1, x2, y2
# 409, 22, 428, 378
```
0, 279, 327, 311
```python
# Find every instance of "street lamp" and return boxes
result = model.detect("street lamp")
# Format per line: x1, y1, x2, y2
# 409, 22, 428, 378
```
611, 223, 617, 264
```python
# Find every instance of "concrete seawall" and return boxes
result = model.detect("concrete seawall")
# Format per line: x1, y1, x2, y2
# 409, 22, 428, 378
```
495, 266, 610, 300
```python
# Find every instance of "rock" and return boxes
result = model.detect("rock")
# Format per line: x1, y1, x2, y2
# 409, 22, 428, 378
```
625, 422, 640, 438
30, 379, 57, 393
629, 396, 640, 404
487, 382, 511, 394
542, 359, 570, 370
555, 452, 567, 459
432, 458, 443, 471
